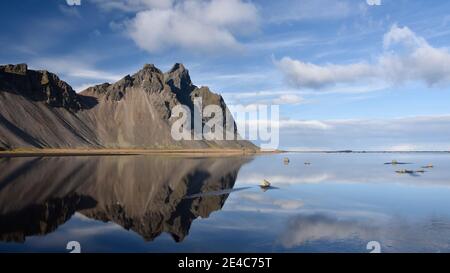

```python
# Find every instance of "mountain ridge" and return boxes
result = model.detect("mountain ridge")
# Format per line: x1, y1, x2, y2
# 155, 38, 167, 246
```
0, 63, 257, 151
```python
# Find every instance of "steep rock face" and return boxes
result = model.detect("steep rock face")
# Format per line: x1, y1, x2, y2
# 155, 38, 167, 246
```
164, 63, 196, 107
0, 92, 100, 149
0, 63, 257, 150
0, 64, 83, 111
79, 64, 183, 148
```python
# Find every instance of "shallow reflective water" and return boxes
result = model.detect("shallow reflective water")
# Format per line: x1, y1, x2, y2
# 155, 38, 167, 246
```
1, 152, 450, 253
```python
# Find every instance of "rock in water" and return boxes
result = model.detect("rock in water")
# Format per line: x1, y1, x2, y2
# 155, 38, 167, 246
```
0, 63, 258, 150
260, 179, 271, 187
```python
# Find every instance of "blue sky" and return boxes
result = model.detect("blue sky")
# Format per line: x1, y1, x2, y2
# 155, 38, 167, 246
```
1, 0, 450, 150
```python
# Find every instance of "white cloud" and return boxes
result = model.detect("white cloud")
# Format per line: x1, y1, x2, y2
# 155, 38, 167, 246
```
122, 0, 259, 53
382, 24, 426, 49
276, 25, 450, 89
276, 58, 374, 89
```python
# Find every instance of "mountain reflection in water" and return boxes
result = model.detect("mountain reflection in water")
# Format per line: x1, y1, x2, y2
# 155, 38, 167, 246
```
3, 153, 450, 252
0, 155, 251, 243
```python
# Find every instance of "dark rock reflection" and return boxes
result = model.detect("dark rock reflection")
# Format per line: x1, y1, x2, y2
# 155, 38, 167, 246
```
0, 155, 250, 243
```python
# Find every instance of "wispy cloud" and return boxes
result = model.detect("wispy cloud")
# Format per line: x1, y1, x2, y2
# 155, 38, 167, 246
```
224, 92, 306, 106
59, 4, 82, 18
273, 94, 304, 105
239, 192, 304, 210
246, 37, 315, 51
238, 173, 332, 186
277, 115, 450, 151
72, 82, 102, 92
30, 56, 124, 83
221, 85, 313, 106
265, 0, 360, 23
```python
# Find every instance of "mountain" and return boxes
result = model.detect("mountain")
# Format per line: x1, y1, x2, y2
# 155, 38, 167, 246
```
0, 156, 250, 243
0, 63, 257, 150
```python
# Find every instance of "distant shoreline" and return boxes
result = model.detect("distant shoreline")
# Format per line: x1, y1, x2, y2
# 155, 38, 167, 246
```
0, 148, 282, 158
1, 149, 449, 158
284, 150, 450, 154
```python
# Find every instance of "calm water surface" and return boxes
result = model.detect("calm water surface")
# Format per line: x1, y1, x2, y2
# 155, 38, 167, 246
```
1, 153, 450, 253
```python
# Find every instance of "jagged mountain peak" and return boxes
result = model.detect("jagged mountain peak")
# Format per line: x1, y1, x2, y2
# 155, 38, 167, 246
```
83, 64, 168, 100
0, 62, 258, 150
83, 63, 193, 99
164, 63, 194, 98
140, 63, 162, 74
169, 63, 186, 73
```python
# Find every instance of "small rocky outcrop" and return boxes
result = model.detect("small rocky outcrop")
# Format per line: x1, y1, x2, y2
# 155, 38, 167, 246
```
0, 64, 83, 111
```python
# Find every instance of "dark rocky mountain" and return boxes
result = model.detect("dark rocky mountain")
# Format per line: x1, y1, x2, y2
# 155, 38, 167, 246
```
0, 63, 257, 150
0, 156, 250, 243
0, 64, 83, 111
